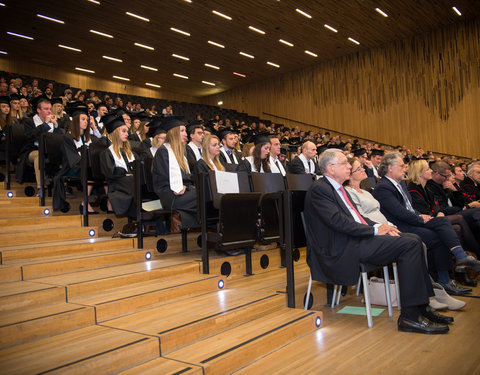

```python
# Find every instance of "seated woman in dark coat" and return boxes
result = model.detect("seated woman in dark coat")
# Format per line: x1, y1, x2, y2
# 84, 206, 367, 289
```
407, 159, 480, 257
237, 135, 271, 173
99, 114, 137, 217
152, 116, 198, 229
52, 103, 99, 212
139, 117, 166, 159
196, 134, 225, 173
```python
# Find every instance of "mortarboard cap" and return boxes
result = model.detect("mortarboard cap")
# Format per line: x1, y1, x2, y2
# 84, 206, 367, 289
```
9, 93, 21, 102
370, 149, 385, 157
161, 115, 184, 132
353, 148, 367, 157
0, 96, 10, 105
65, 102, 89, 117
102, 113, 126, 134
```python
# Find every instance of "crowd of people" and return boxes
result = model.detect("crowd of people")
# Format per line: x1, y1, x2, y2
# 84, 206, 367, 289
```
1, 76, 479, 335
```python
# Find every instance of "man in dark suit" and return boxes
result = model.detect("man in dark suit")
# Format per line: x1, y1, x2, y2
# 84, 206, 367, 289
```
373, 152, 480, 295
218, 128, 240, 167
288, 141, 320, 175
461, 163, 480, 202
304, 148, 451, 334
186, 121, 204, 172
268, 136, 286, 176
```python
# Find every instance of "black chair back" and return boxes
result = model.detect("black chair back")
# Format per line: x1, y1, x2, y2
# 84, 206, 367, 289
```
89, 141, 108, 180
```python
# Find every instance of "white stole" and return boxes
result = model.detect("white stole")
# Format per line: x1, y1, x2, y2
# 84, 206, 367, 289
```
220, 146, 238, 164
246, 156, 263, 173
108, 145, 134, 171
188, 142, 202, 161
164, 143, 190, 194
149, 146, 158, 157
73, 137, 92, 155
269, 155, 286, 176
33, 114, 55, 132
299, 154, 314, 173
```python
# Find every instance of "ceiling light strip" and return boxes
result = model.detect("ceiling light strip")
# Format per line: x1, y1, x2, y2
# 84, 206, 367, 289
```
103, 55, 122, 62
6, 31, 34, 40
90, 29, 113, 38
37, 14, 65, 24
249, 26, 265, 34
305, 50, 317, 57
58, 44, 81, 52
134, 42, 154, 50
75, 67, 95, 73
279, 39, 294, 47
324, 24, 338, 33
375, 8, 388, 17
173, 73, 189, 79
233, 72, 246, 77
267, 61, 280, 68
348, 37, 360, 45
172, 53, 190, 61
204, 63, 220, 69
452, 7, 462, 16
0, 50, 7, 54
239, 51, 254, 59
146, 83, 161, 88
141, 65, 158, 71
87, 0, 100, 4
208, 40, 225, 48
170, 27, 190, 36
113, 75, 130, 81
212, 10, 232, 20
296, 9, 312, 19
126, 12, 150, 22
202, 80, 215, 86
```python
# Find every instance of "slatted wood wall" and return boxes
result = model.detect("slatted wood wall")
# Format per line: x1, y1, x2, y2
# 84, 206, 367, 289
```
202, 18, 480, 158
0, 57, 199, 104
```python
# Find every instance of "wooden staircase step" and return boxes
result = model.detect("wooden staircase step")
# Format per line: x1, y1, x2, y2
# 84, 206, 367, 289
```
0, 302, 95, 349
0, 188, 17, 197
0, 325, 159, 375
119, 358, 202, 375
73, 273, 223, 322
102, 289, 285, 353
0, 196, 39, 206
0, 226, 98, 246
33, 260, 199, 299
166, 309, 321, 375
21, 249, 150, 280
0, 215, 81, 230
0, 237, 133, 263
0, 205, 53, 218
0, 281, 66, 313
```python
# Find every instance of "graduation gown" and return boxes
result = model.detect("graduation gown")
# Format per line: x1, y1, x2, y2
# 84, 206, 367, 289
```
152, 145, 198, 228
100, 146, 136, 216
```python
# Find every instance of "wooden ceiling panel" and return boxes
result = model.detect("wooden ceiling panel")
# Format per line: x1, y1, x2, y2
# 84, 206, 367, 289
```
1, 0, 479, 97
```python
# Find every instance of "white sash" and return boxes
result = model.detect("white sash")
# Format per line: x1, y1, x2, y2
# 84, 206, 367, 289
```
188, 142, 202, 161
246, 156, 263, 173
33, 114, 55, 133
164, 143, 189, 194
269, 155, 286, 176
108, 145, 134, 171
220, 147, 238, 164
73, 137, 92, 155
150, 146, 158, 157
299, 153, 313, 173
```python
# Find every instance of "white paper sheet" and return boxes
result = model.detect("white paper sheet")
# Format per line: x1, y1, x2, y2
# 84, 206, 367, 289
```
215, 170, 240, 194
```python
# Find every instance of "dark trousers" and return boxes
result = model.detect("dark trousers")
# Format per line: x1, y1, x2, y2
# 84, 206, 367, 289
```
358, 233, 432, 308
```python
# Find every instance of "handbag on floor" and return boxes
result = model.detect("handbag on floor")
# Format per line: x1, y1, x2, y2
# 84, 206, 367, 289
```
366, 277, 398, 307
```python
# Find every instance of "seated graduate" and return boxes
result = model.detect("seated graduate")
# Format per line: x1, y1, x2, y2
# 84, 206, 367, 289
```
237, 135, 271, 173
51, 97, 70, 130
151, 116, 198, 229
218, 128, 241, 166
99, 114, 137, 217
196, 134, 225, 173
186, 120, 205, 172
52, 103, 99, 213
128, 111, 150, 142
0, 96, 10, 162
139, 117, 166, 159
287, 141, 320, 175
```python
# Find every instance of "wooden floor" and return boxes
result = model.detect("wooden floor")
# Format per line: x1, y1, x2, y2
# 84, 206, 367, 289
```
1, 180, 480, 374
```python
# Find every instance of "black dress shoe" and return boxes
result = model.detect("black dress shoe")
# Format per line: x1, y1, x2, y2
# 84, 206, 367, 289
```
440, 280, 472, 296
398, 315, 449, 334
455, 269, 478, 287
421, 305, 454, 324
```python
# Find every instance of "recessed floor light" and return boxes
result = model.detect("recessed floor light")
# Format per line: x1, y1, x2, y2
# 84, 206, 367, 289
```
7, 31, 34, 40
75, 67, 95, 73
90, 29, 113, 38
305, 50, 317, 57
58, 44, 81, 52
170, 27, 190, 36
212, 10, 232, 20
134, 42, 154, 50
126, 12, 149, 22
173, 73, 189, 79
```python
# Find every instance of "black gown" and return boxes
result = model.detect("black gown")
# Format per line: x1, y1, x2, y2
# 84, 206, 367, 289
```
100, 147, 137, 216
152, 145, 198, 228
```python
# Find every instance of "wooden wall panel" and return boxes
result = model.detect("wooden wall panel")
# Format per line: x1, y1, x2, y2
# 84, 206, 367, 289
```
202, 18, 480, 158
0, 58, 199, 104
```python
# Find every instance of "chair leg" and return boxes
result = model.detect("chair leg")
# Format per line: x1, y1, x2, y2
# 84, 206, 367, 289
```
362, 272, 373, 328
356, 275, 362, 296
383, 266, 393, 318
305, 275, 312, 310
392, 262, 401, 310
336, 286, 342, 305
331, 285, 338, 309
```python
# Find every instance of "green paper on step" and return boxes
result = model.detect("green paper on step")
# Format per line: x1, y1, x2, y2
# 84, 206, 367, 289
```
337, 306, 384, 316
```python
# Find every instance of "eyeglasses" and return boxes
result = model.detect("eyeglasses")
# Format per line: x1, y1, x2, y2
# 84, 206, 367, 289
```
351, 167, 364, 174
332, 161, 349, 166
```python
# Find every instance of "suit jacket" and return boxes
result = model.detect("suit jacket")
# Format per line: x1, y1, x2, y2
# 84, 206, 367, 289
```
425, 180, 461, 215
460, 176, 480, 202
288, 155, 320, 175
373, 177, 425, 229
304, 177, 376, 285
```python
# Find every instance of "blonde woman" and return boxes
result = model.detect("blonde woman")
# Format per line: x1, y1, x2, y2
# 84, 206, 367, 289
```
152, 116, 198, 229
100, 115, 136, 216
8, 94, 23, 126
51, 97, 70, 130
196, 134, 225, 173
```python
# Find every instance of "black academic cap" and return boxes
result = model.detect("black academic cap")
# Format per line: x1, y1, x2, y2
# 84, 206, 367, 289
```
9, 93, 21, 102
353, 148, 367, 157
65, 102, 89, 117
280, 146, 287, 155
131, 110, 150, 122
161, 115, 184, 132
50, 97, 63, 106
253, 134, 271, 146
147, 119, 166, 138
217, 127, 238, 140
102, 113, 126, 134
0, 96, 10, 105
370, 149, 385, 157
187, 120, 204, 135
29, 95, 50, 109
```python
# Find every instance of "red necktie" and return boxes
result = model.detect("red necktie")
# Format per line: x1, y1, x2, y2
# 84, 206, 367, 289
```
339, 186, 368, 225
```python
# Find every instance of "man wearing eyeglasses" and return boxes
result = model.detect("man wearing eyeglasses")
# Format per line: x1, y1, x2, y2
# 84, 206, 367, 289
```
304, 148, 450, 334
